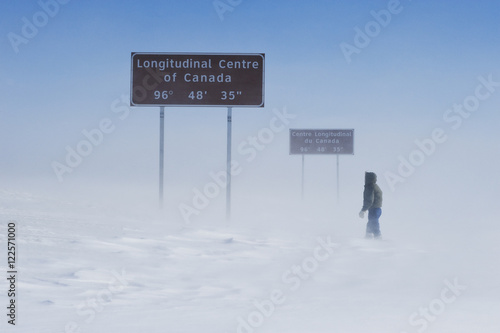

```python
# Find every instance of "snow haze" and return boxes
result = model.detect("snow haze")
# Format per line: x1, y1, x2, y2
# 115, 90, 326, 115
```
1, 0, 500, 332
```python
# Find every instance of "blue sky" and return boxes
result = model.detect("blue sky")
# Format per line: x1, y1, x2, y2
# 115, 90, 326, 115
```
1, 0, 499, 215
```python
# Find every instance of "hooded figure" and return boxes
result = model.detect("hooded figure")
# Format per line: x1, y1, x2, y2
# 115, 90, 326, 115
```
359, 172, 383, 238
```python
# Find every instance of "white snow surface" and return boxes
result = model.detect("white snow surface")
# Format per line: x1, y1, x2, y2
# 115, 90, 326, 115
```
1, 188, 499, 333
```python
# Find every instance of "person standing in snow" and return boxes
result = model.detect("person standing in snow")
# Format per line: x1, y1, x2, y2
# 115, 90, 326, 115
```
359, 172, 383, 239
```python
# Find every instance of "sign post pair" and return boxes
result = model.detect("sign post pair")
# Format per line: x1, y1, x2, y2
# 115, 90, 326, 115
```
290, 129, 354, 202
130, 52, 265, 219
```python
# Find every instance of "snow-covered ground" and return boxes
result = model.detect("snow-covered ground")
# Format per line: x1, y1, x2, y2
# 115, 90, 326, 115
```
1, 186, 499, 333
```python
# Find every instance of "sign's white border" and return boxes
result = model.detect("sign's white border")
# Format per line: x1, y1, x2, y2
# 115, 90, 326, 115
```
289, 128, 355, 155
130, 52, 265, 107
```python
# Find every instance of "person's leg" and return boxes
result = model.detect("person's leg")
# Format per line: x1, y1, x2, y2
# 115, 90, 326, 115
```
365, 221, 373, 238
368, 208, 382, 238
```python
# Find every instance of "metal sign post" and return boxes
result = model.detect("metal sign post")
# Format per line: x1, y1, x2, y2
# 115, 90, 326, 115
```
159, 107, 165, 208
226, 107, 232, 221
301, 154, 305, 200
336, 154, 340, 204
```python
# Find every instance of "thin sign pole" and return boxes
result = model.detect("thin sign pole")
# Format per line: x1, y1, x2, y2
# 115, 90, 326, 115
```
226, 107, 232, 221
159, 107, 165, 209
301, 154, 305, 200
336, 154, 340, 204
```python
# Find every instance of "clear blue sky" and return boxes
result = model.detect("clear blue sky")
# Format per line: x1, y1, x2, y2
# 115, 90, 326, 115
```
1, 0, 499, 208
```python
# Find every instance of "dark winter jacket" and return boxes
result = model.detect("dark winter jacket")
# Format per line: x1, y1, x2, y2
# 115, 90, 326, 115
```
361, 172, 383, 211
